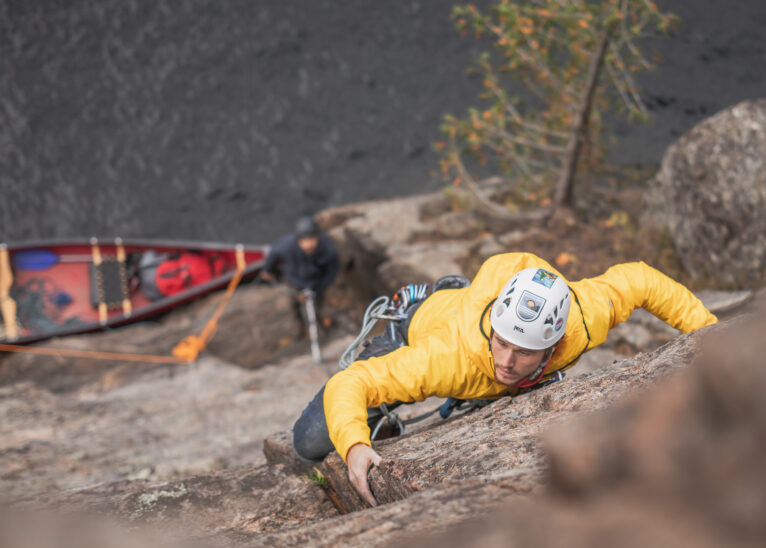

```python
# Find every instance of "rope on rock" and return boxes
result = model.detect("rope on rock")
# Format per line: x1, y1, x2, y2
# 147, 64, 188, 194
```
0, 343, 186, 364
338, 296, 390, 369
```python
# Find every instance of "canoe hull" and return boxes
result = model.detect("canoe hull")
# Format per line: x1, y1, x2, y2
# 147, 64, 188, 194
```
1, 238, 268, 345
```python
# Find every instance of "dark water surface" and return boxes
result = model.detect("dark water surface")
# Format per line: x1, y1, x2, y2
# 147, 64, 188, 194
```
1, 0, 765, 244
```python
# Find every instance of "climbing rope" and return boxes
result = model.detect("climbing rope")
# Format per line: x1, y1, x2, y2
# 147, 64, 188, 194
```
338, 296, 390, 369
371, 402, 405, 441
369, 398, 491, 441
0, 343, 186, 364
172, 246, 246, 362
338, 283, 430, 370
0, 247, 248, 365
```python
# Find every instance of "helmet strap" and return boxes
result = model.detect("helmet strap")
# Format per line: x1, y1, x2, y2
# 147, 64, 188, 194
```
515, 347, 555, 389
529, 348, 553, 379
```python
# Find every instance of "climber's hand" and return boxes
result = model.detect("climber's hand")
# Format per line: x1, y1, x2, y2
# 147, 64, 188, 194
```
346, 443, 382, 507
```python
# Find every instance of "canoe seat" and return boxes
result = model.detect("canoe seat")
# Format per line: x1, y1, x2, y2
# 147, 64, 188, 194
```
90, 258, 129, 311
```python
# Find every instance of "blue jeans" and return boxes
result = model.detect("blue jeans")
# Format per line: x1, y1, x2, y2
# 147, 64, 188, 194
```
292, 385, 335, 461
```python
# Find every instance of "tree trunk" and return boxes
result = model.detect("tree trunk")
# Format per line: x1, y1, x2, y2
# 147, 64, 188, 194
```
553, 30, 611, 210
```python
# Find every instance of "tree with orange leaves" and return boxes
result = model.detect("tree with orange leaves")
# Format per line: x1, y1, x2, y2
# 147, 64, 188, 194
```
437, 0, 678, 220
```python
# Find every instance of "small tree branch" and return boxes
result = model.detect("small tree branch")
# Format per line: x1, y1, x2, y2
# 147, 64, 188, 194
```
452, 151, 552, 222
480, 123, 570, 154
608, 43, 649, 115
499, 148, 558, 170
514, 46, 580, 100
484, 21, 580, 100
552, 28, 611, 209
605, 58, 636, 111
501, 99, 571, 139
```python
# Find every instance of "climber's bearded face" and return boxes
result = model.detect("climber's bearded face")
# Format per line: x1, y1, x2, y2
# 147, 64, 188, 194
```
298, 236, 319, 255
490, 332, 547, 387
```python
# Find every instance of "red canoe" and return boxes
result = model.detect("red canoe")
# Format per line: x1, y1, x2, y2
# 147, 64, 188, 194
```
0, 238, 269, 345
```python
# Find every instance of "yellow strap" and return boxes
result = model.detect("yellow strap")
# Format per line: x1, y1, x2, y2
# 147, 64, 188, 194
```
90, 238, 103, 265
91, 238, 108, 325
116, 239, 132, 317
0, 245, 19, 340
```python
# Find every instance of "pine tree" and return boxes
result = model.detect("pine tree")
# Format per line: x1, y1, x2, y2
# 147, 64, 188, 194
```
437, 0, 678, 219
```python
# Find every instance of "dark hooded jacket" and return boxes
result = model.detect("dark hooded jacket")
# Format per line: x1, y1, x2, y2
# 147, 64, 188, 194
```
262, 231, 339, 294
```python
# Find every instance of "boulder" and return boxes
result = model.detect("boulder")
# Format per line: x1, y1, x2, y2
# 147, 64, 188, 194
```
644, 99, 766, 285
377, 241, 468, 293
318, 192, 478, 297
263, 430, 315, 476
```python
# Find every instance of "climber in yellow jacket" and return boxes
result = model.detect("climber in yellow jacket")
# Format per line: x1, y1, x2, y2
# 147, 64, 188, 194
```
291, 252, 717, 506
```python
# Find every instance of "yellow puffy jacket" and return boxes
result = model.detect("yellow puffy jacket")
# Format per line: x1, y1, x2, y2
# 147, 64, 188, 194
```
325, 252, 717, 461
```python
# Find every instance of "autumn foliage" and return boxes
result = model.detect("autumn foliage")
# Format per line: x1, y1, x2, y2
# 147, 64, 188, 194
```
437, 0, 678, 218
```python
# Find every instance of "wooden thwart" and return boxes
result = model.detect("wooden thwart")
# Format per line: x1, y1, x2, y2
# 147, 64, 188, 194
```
0, 245, 19, 340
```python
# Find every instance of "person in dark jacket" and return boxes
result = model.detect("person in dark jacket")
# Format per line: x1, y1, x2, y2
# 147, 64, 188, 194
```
261, 216, 340, 330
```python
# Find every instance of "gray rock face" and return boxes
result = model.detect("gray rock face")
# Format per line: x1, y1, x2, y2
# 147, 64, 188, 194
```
644, 99, 766, 285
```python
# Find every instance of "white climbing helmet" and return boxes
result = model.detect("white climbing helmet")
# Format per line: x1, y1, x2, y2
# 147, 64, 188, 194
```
490, 267, 571, 350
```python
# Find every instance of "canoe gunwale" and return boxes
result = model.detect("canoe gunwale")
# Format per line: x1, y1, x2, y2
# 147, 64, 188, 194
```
1, 238, 270, 345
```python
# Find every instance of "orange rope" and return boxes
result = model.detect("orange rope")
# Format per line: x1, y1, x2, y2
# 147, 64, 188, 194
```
0, 343, 186, 364
171, 246, 246, 362
0, 247, 248, 365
